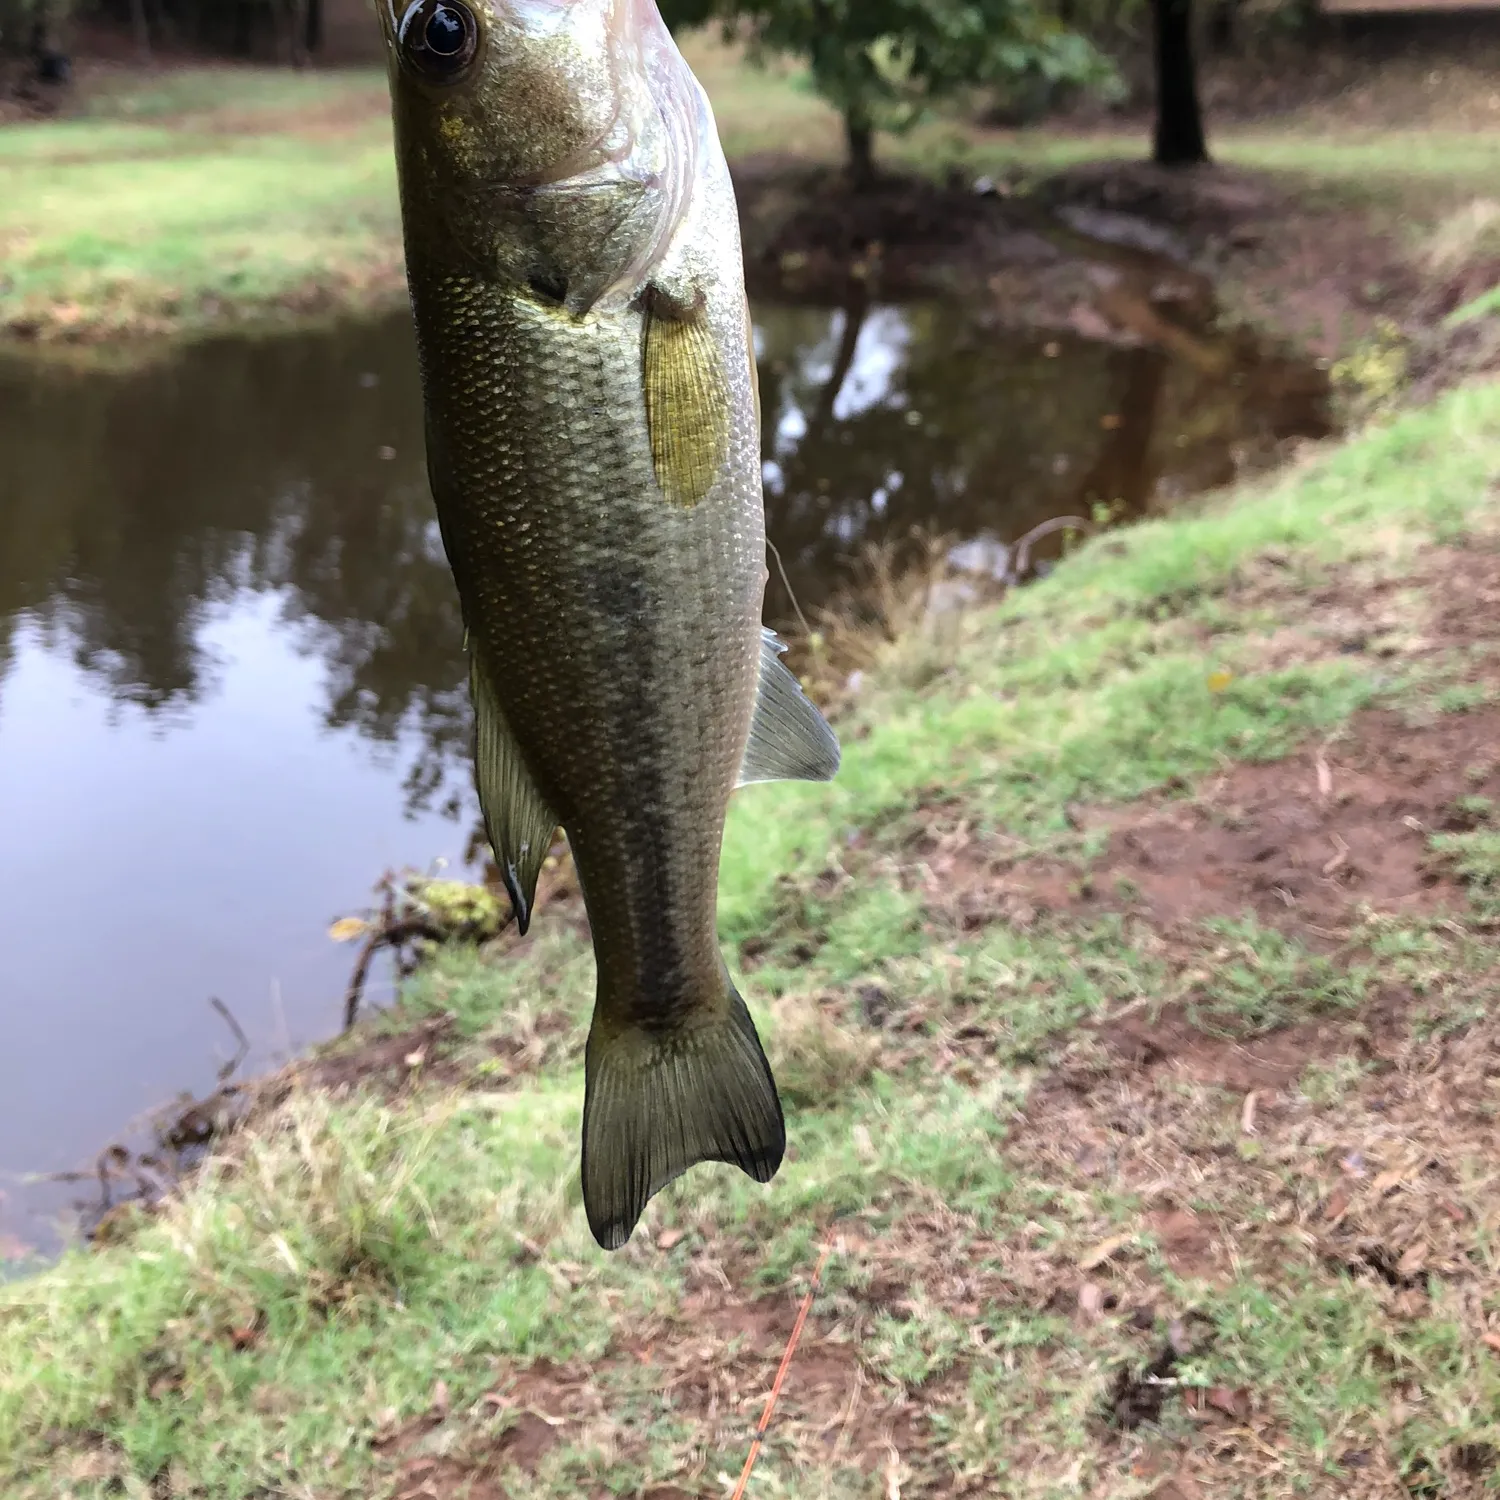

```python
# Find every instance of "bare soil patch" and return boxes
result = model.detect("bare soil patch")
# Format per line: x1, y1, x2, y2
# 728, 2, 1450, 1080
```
1079, 701, 1500, 935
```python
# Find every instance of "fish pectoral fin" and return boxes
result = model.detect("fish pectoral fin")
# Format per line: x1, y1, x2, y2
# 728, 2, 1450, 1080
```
642, 287, 731, 509
737, 627, 842, 787
470, 652, 558, 937
582, 985, 785, 1251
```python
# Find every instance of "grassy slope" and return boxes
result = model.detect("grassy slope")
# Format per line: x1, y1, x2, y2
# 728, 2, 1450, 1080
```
6, 379, 1500, 1496
4, 39, 1500, 342
0, 69, 401, 340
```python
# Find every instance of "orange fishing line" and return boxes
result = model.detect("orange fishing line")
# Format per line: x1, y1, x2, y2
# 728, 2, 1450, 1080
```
730, 1240, 833, 1500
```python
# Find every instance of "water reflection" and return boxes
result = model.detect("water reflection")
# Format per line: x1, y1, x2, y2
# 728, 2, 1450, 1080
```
0, 302, 1328, 799
755, 296, 1327, 620
0, 321, 472, 815
0, 299, 1328, 1251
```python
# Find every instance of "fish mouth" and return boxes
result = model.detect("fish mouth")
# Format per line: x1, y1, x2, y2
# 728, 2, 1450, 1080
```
472, 0, 694, 201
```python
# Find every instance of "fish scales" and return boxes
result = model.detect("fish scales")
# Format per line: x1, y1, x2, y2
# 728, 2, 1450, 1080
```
414, 271, 764, 1031
381, 0, 839, 1248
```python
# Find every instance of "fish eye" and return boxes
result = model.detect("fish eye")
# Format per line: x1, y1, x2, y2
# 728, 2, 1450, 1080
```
401, 0, 479, 80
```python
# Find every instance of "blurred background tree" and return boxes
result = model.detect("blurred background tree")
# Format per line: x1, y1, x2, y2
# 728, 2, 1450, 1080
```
1151, 0, 1208, 163
658, 0, 1119, 184
0, 0, 73, 72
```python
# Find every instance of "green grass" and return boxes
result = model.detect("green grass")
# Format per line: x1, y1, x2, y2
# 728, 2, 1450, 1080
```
0, 68, 399, 339
7, 42, 1500, 1497
6, 375, 1500, 1497
6, 37, 1500, 344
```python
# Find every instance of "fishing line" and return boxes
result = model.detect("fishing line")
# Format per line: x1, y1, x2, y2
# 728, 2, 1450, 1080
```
730, 1238, 833, 1499
766, 539, 813, 640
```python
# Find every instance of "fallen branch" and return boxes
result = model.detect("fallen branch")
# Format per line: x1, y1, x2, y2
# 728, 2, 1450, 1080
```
208, 996, 249, 1083
340, 870, 516, 1030
343, 917, 451, 1030
1011, 515, 1092, 583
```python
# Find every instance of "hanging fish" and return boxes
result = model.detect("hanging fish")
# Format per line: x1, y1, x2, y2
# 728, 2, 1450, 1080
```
379, 0, 839, 1248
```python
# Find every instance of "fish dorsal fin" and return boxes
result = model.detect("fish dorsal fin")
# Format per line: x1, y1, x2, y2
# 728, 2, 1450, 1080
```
470, 651, 558, 936
642, 289, 731, 508
737, 628, 841, 787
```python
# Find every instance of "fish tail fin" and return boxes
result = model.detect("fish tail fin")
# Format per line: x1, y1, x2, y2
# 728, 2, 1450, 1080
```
582, 981, 785, 1251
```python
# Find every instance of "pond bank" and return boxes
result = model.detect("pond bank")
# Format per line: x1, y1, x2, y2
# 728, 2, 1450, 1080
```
0, 284, 1334, 1259
6, 375, 1500, 1497
3, 59, 1500, 394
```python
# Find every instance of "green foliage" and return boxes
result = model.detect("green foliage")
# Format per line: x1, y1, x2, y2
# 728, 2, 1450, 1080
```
659, 0, 1114, 175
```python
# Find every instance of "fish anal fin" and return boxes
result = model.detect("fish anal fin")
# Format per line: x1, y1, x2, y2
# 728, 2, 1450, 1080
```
737, 627, 841, 787
582, 984, 785, 1250
642, 287, 731, 509
470, 652, 558, 936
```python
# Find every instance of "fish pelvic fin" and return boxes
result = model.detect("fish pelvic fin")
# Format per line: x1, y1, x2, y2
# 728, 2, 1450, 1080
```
737, 627, 842, 787
470, 650, 558, 937
582, 982, 785, 1251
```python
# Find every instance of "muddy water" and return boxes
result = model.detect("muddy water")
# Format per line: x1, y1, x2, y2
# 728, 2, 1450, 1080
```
0, 300, 1328, 1256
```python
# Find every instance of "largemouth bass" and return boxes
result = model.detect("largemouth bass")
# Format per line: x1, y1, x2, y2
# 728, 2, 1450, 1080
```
379, 0, 839, 1249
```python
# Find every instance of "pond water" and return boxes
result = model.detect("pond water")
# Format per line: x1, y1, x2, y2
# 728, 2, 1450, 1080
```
0, 297, 1329, 1256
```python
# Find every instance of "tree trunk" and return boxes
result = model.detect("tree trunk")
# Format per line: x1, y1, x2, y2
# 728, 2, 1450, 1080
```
131, 0, 152, 61
304, 0, 323, 57
1208, 0, 1239, 53
844, 108, 876, 190
286, 0, 309, 66
1152, 0, 1208, 166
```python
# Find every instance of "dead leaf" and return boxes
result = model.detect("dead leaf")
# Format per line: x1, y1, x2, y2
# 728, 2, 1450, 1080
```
1370, 1169, 1404, 1197
430, 1380, 449, 1418
1150, 1476, 1204, 1500
1482, 1332, 1500, 1354
657, 1228, 685, 1251
1321, 834, 1350, 877
1080, 1233, 1134, 1271
1315, 752, 1333, 802
1079, 1281, 1106, 1320
328, 917, 370, 943
884, 1444, 903, 1500
404, 1049, 426, 1069
1205, 1386, 1251, 1421
228, 1324, 260, 1351
1241, 1091, 1259, 1136
1324, 1188, 1351, 1223
1397, 1242, 1429, 1277
1392, 1288, 1427, 1320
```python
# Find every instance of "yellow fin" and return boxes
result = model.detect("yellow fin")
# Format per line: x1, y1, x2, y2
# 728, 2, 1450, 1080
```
643, 298, 731, 508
